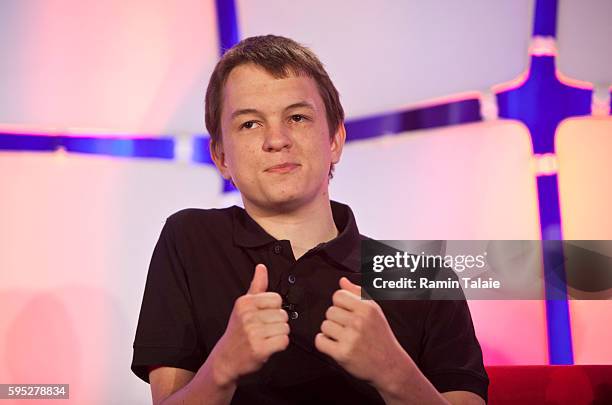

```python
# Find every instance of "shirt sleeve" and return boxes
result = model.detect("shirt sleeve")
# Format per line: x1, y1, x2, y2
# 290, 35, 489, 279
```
419, 300, 489, 403
131, 215, 205, 383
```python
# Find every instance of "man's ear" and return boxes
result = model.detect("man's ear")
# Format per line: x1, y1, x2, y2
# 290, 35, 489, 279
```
209, 138, 232, 180
330, 122, 346, 165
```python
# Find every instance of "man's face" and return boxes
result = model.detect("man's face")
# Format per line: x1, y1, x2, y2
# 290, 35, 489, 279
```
212, 63, 345, 212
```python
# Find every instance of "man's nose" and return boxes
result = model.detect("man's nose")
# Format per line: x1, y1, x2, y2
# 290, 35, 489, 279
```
262, 123, 292, 152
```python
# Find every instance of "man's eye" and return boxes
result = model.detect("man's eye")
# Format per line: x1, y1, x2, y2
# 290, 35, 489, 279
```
290, 114, 307, 123
241, 121, 259, 130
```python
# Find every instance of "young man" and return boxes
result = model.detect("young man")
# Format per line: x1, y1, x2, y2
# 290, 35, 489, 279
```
131, 35, 488, 404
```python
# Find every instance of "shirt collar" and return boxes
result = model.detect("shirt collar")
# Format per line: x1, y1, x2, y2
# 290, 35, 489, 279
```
231, 206, 277, 248
232, 200, 362, 273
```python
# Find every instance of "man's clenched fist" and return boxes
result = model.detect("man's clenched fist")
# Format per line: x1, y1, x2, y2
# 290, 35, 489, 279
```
212, 264, 290, 386
315, 277, 411, 387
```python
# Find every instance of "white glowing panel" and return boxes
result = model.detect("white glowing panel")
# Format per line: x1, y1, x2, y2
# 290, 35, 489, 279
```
556, 117, 612, 364
332, 120, 540, 240
557, 0, 612, 86
0, 152, 231, 404
331, 119, 548, 364
0, 0, 218, 134
237, 0, 533, 118
557, 118, 612, 240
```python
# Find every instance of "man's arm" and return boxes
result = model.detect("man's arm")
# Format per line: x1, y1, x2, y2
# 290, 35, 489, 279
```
149, 367, 194, 404
148, 264, 290, 405
315, 277, 486, 405
149, 360, 234, 405
372, 349, 484, 405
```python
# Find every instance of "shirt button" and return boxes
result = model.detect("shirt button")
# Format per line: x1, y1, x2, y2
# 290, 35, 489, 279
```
288, 274, 296, 284
273, 244, 282, 254
289, 311, 299, 320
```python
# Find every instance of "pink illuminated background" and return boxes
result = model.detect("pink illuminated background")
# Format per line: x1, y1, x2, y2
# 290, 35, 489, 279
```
0, 0, 611, 403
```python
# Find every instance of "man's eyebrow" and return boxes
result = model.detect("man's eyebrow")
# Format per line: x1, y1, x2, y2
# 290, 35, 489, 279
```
230, 102, 316, 121
230, 108, 262, 120
284, 101, 316, 112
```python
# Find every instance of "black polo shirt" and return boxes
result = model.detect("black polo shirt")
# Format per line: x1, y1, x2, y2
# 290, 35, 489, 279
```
131, 201, 489, 404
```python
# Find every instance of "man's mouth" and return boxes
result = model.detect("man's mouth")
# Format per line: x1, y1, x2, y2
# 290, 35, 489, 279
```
265, 163, 301, 174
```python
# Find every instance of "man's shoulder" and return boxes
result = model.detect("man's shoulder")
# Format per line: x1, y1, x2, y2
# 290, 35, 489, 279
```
359, 234, 373, 242
165, 206, 238, 232
358, 234, 400, 255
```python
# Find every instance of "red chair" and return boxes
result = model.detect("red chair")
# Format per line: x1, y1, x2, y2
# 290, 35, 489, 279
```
486, 365, 612, 404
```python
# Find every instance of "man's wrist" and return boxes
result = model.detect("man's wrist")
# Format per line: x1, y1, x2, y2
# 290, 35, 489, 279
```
372, 349, 450, 405
209, 343, 237, 389
372, 349, 418, 402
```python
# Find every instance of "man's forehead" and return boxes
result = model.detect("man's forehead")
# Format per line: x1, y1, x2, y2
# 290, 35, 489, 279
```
222, 64, 322, 113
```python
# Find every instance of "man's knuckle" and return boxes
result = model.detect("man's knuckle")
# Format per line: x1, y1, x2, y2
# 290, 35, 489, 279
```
337, 346, 350, 362
267, 293, 282, 307
235, 298, 252, 314
362, 303, 375, 315
240, 311, 254, 324
332, 290, 342, 303
279, 335, 289, 347
321, 320, 330, 333
346, 330, 359, 345
244, 323, 258, 337
351, 316, 363, 330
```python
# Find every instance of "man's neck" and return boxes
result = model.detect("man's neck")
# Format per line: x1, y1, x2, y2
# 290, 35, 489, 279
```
243, 196, 338, 260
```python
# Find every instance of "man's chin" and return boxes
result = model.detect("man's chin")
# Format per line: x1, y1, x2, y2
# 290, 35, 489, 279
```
265, 195, 304, 212
241, 184, 324, 213
257, 190, 317, 213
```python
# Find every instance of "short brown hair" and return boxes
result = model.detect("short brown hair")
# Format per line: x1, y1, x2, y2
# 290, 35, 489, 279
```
205, 35, 345, 150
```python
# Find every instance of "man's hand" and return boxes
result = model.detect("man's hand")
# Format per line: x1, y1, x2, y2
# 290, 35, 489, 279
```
211, 264, 290, 387
314, 277, 410, 387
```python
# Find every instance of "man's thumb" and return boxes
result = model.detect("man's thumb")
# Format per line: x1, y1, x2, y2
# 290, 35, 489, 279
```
340, 276, 369, 299
248, 264, 268, 294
